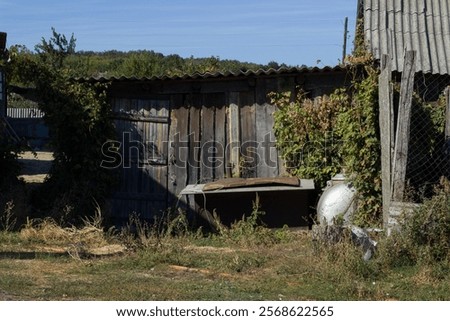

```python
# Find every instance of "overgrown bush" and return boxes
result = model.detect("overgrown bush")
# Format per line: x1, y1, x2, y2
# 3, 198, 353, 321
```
7, 31, 117, 224
270, 89, 348, 188
377, 180, 450, 269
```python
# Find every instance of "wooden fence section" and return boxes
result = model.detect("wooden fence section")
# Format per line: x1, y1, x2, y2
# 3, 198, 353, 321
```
7, 107, 45, 118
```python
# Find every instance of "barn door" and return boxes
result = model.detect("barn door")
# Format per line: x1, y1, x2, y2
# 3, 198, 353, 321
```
110, 98, 170, 224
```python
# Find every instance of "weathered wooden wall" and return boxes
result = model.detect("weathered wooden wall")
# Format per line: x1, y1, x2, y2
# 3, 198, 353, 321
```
106, 71, 348, 222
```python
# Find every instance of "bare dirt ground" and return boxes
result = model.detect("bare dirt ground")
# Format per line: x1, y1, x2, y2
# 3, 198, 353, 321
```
17, 151, 53, 183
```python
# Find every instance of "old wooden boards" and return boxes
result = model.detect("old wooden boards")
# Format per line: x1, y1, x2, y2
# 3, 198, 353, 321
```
109, 90, 285, 222
110, 98, 170, 223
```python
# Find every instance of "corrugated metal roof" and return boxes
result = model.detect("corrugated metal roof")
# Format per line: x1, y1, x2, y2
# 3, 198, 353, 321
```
80, 66, 346, 82
362, 0, 450, 75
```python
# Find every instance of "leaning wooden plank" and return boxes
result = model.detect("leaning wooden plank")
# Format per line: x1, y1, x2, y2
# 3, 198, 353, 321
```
378, 54, 393, 228
203, 177, 301, 191
392, 51, 416, 202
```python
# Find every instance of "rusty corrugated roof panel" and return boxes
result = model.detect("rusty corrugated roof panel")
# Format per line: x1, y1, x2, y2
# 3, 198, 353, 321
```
362, 0, 450, 75
79, 66, 346, 83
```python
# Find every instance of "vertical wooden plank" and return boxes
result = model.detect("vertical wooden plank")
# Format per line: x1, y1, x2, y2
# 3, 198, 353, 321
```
255, 78, 279, 177
256, 103, 268, 177
265, 103, 279, 177
214, 105, 226, 179
168, 95, 180, 205
188, 94, 202, 185
445, 86, 450, 140
392, 51, 416, 202
186, 94, 202, 219
239, 91, 257, 178
200, 97, 215, 183
445, 87, 450, 179
379, 54, 393, 228
168, 101, 190, 207
0, 70, 5, 118
228, 92, 241, 177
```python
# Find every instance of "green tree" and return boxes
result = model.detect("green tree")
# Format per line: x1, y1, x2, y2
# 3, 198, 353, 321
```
35, 27, 76, 69
10, 29, 116, 223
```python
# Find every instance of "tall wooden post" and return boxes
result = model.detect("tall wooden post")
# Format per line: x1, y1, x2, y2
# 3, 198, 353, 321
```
342, 17, 349, 64
392, 51, 416, 202
0, 32, 6, 118
445, 87, 450, 179
445, 86, 450, 140
379, 54, 394, 228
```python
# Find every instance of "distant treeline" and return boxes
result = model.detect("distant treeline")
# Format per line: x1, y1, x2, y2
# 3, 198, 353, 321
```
63, 50, 290, 79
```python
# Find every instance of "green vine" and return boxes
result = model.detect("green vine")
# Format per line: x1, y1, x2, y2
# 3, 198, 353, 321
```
336, 63, 381, 225
270, 89, 349, 188
272, 58, 382, 225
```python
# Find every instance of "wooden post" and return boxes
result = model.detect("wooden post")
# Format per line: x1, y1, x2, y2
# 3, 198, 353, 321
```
379, 54, 394, 228
445, 86, 450, 140
392, 51, 416, 202
0, 70, 5, 118
445, 87, 450, 179
342, 17, 349, 64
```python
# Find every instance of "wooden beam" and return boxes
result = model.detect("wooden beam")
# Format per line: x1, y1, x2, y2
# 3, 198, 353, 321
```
392, 51, 416, 202
379, 54, 394, 228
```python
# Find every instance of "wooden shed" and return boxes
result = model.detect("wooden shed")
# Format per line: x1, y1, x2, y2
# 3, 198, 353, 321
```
91, 66, 350, 226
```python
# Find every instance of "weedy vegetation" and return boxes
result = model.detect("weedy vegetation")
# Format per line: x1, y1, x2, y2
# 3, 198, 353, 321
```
0, 191, 448, 301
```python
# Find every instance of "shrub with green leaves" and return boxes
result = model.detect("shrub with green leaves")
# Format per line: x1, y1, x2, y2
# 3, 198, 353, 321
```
377, 181, 450, 268
271, 61, 382, 225
8, 30, 116, 224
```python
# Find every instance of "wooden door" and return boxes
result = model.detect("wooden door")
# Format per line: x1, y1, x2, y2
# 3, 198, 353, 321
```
109, 98, 170, 223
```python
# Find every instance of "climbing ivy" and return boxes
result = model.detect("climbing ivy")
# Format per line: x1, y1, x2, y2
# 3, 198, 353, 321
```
272, 58, 382, 225
335, 63, 381, 225
270, 89, 349, 188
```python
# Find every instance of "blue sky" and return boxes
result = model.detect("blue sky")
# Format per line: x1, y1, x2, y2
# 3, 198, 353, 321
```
0, 0, 357, 67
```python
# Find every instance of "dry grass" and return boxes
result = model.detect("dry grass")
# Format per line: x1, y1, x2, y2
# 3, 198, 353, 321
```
20, 219, 106, 246
0, 197, 449, 301
16, 213, 123, 259
0, 229, 449, 301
